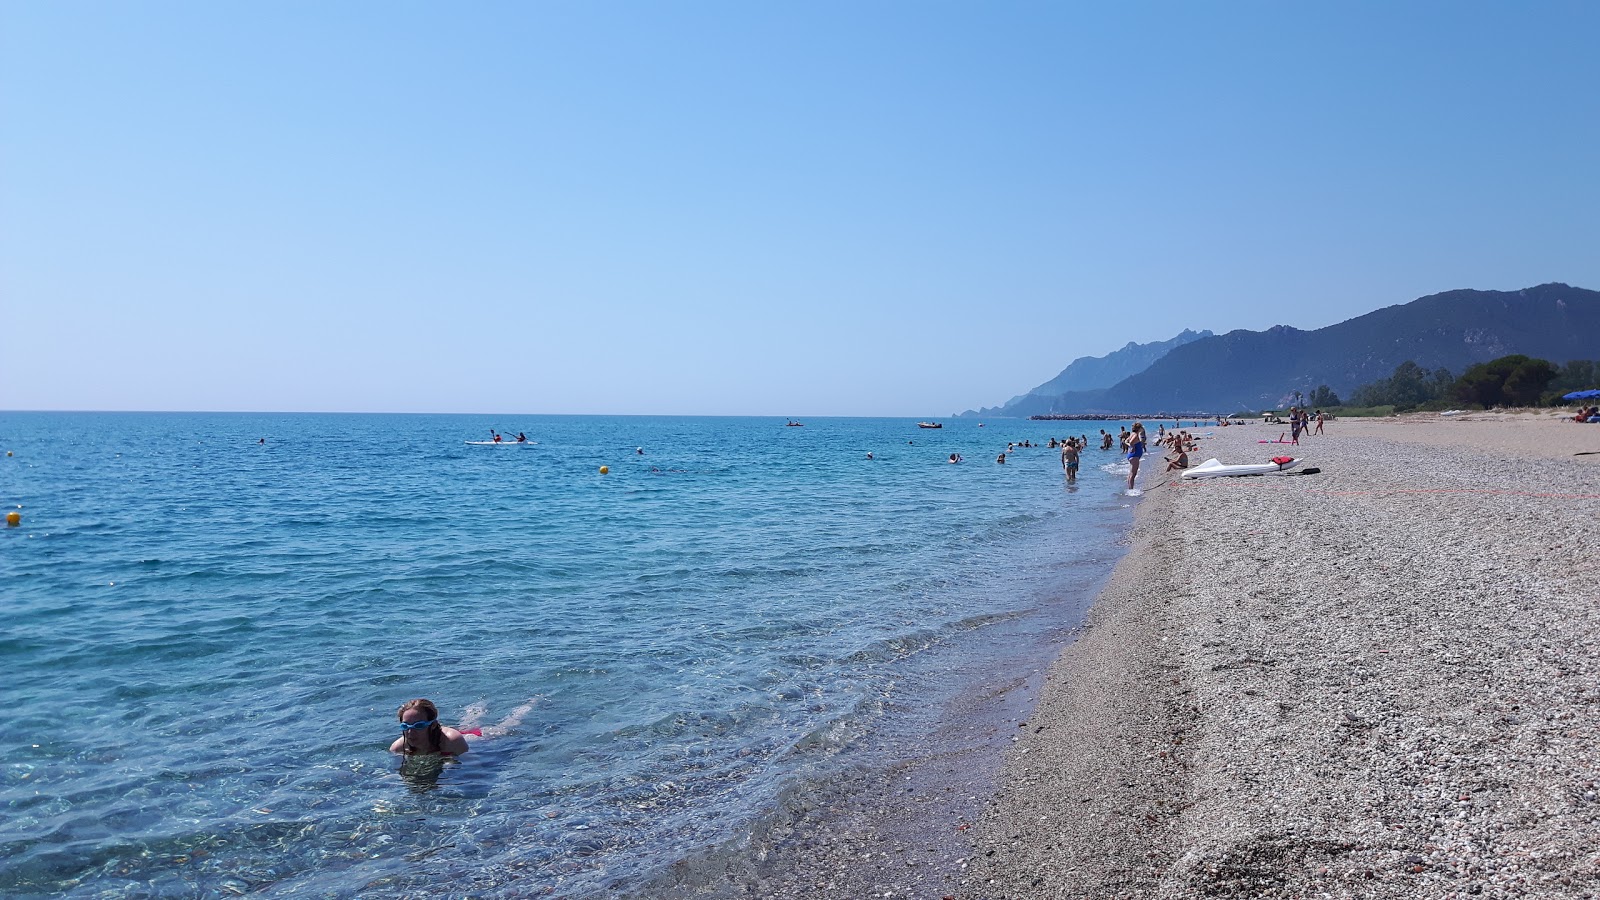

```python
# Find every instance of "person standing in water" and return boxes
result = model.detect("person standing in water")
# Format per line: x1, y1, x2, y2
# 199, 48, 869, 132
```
1061, 437, 1081, 483
1126, 423, 1146, 491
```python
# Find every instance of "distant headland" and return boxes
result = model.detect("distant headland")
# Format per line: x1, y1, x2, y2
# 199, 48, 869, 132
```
958, 283, 1598, 418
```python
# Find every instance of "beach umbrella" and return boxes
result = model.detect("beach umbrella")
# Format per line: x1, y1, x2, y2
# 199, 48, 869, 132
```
1562, 388, 1600, 400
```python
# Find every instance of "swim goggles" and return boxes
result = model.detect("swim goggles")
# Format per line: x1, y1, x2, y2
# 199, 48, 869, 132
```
399, 719, 437, 731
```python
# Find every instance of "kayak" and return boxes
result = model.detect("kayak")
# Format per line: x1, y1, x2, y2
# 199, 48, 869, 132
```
1181, 456, 1302, 479
464, 440, 538, 446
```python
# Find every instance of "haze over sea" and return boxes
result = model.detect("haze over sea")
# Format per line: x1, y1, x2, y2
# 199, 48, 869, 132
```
1, 412, 1147, 896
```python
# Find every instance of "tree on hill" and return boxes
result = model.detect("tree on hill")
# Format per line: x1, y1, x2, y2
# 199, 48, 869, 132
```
1547, 360, 1600, 399
1308, 384, 1341, 408
1452, 355, 1557, 408
1347, 361, 1454, 410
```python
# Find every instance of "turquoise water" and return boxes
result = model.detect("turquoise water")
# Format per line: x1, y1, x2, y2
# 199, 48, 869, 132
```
0, 413, 1136, 897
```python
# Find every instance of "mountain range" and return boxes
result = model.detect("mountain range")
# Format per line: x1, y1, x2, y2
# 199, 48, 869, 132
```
961, 329, 1213, 418
957, 283, 1600, 416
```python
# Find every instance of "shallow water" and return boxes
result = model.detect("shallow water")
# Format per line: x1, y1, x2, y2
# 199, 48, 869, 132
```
0, 413, 1140, 897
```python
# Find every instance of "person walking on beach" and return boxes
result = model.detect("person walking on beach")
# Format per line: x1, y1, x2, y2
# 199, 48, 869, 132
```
1314, 410, 1325, 435
1061, 438, 1081, 483
1126, 423, 1146, 491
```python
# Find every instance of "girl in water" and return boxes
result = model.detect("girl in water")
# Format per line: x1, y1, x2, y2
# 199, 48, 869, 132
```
390, 697, 541, 757
391, 698, 474, 757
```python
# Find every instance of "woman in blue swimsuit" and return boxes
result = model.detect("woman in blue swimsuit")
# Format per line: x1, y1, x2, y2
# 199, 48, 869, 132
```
1126, 423, 1146, 491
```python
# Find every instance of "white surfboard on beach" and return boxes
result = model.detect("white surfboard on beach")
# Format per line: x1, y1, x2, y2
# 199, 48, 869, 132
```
1181, 457, 1302, 479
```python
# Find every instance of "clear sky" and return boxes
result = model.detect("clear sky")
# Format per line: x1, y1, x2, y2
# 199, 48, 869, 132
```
4, 2, 1597, 416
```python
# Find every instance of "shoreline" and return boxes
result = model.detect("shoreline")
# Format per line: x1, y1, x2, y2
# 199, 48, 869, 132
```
645, 514, 1132, 899
962, 412, 1600, 897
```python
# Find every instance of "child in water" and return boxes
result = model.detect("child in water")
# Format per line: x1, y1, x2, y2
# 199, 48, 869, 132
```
391, 699, 473, 757
390, 697, 540, 758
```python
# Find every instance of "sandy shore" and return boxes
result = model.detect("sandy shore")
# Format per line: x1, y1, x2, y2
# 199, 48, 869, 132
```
960, 412, 1600, 898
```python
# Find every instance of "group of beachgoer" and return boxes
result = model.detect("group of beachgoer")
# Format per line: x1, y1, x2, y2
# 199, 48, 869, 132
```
1032, 425, 1159, 490
988, 424, 1183, 490
1572, 405, 1600, 423
1157, 426, 1200, 471
1285, 408, 1325, 444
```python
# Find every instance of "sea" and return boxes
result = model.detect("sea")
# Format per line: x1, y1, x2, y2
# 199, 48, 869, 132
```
0, 412, 1150, 897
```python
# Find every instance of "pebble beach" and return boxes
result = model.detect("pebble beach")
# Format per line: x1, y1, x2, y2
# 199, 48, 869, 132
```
963, 412, 1600, 898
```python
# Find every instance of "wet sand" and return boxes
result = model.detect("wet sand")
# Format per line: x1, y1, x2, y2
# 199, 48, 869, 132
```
961, 412, 1600, 898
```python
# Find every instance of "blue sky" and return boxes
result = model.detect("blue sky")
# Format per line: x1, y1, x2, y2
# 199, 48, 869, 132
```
4, 2, 1597, 415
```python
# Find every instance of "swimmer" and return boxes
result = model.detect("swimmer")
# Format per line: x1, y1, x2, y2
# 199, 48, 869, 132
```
390, 697, 540, 759
391, 699, 472, 757
866, 451, 874, 460
996, 452, 1006, 464
636, 447, 644, 455
948, 453, 962, 464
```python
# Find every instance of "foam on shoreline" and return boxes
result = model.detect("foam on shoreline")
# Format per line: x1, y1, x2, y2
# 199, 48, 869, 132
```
962, 412, 1600, 897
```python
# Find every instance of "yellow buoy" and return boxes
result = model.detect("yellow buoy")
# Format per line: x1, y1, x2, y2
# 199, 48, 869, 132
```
5, 511, 19, 527
598, 465, 609, 475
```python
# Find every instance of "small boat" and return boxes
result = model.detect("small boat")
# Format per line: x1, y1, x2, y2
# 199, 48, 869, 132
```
785, 420, 804, 427
465, 440, 538, 446
1181, 456, 1302, 479
917, 422, 943, 429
